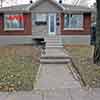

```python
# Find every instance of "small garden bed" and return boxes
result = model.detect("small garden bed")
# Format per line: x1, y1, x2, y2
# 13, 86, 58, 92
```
64, 45, 100, 88
0, 45, 41, 91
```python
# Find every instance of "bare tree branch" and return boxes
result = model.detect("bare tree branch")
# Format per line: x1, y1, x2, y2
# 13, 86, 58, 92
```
0, 0, 6, 7
74, 0, 80, 5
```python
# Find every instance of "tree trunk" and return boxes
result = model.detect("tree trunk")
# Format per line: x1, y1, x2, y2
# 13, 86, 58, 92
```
0, 0, 4, 8
93, 0, 100, 64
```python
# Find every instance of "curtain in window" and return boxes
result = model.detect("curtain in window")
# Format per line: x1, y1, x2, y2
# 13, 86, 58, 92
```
64, 14, 83, 29
4, 14, 24, 30
35, 14, 47, 22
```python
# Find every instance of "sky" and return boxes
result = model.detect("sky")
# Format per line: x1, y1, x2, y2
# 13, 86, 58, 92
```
2, 0, 96, 7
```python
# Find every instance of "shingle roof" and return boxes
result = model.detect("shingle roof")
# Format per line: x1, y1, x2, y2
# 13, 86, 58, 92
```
63, 4, 96, 13
28, 0, 65, 11
0, 1, 96, 13
0, 4, 30, 12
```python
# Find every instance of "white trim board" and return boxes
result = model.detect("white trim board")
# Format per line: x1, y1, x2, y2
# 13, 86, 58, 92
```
48, 13, 56, 35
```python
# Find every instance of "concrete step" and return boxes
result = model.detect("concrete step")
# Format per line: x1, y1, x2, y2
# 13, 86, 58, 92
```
40, 56, 70, 59
46, 42, 62, 44
46, 45, 63, 48
45, 36, 62, 48
40, 59, 70, 64
40, 57, 70, 59
45, 37, 61, 39
45, 38, 61, 40
40, 36, 69, 64
42, 48, 69, 56
45, 38, 62, 42
41, 54, 69, 58
46, 41, 62, 44
46, 44, 63, 47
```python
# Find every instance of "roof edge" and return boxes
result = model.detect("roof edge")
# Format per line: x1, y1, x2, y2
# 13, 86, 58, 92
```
27, 0, 65, 11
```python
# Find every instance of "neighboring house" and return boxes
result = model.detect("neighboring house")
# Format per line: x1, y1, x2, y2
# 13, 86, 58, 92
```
0, 0, 96, 45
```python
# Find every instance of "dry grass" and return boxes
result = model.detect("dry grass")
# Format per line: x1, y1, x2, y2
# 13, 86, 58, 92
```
64, 45, 100, 88
0, 45, 41, 91
0, 45, 40, 63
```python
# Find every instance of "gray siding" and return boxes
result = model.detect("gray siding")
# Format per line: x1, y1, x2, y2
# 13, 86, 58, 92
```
31, 13, 60, 37
30, 1, 62, 13
32, 13, 48, 37
30, 0, 62, 37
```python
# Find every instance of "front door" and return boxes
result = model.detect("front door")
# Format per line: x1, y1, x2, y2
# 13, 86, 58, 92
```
48, 14, 56, 35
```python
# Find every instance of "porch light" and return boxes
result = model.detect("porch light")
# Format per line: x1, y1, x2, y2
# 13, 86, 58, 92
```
59, 0, 62, 4
30, 0, 33, 4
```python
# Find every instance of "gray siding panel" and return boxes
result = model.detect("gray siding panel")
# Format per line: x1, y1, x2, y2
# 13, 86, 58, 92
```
31, 13, 61, 37
30, 1, 62, 13
32, 13, 48, 36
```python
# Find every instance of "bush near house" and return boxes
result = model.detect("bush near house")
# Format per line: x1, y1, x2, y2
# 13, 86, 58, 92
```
64, 45, 100, 88
0, 45, 41, 91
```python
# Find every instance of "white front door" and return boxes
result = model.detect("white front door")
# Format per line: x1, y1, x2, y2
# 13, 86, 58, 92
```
48, 14, 56, 35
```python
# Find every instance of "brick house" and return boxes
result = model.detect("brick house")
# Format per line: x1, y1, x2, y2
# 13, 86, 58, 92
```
0, 0, 95, 45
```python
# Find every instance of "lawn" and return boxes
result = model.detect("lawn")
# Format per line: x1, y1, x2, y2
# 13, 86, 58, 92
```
0, 45, 41, 91
64, 45, 100, 88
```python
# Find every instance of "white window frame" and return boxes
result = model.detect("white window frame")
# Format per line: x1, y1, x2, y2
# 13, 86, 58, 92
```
4, 14, 24, 31
64, 14, 84, 30
48, 13, 56, 34
35, 13, 47, 22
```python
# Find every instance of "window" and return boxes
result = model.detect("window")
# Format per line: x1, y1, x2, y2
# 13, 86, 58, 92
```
4, 14, 24, 30
36, 14, 47, 22
64, 14, 83, 30
35, 13, 47, 25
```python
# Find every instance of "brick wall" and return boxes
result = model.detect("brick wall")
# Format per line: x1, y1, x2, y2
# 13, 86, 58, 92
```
0, 13, 32, 35
61, 13, 91, 35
